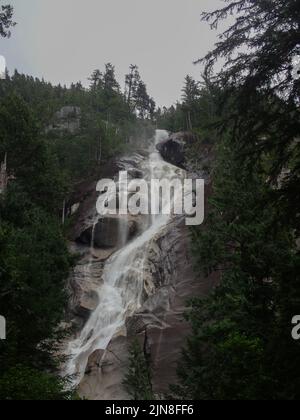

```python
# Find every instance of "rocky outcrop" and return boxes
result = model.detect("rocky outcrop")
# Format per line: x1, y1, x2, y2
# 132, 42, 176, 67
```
80, 336, 130, 400
46, 106, 81, 134
77, 217, 138, 249
156, 132, 196, 168
67, 244, 110, 325
66, 153, 147, 242
156, 131, 215, 183
138, 223, 219, 395
66, 152, 148, 329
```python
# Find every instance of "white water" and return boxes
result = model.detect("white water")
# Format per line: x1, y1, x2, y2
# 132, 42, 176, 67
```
65, 130, 185, 386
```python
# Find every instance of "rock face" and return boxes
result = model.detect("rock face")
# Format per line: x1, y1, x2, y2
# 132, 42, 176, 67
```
77, 217, 138, 249
46, 106, 81, 134
76, 218, 219, 400
66, 152, 148, 330
80, 336, 130, 400
156, 132, 216, 184
55, 106, 81, 120
156, 132, 196, 168
139, 223, 219, 395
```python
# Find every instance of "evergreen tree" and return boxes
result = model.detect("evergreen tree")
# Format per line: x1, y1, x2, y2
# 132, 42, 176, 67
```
89, 69, 103, 91
103, 63, 120, 95
0, 94, 68, 213
0, 366, 76, 400
125, 65, 156, 119
125, 64, 140, 109
0, 93, 75, 400
182, 75, 200, 130
199, 0, 300, 104
182, 75, 200, 105
174, 0, 300, 401
199, 0, 300, 231
174, 133, 300, 399
124, 339, 154, 400
0, 2, 15, 38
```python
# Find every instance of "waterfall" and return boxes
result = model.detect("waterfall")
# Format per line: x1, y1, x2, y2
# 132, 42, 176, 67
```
65, 130, 185, 387
84, 215, 99, 279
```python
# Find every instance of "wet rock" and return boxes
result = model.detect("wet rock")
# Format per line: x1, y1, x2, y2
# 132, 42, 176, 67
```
73, 289, 99, 320
85, 349, 105, 375
127, 168, 144, 179
77, 217, 138, 249
71, 202, 80, 215
67, 256, 106, 327
118, 154, 145, 170
156, 132, 196, 168
126, 311, 169, 335
79, 336, 130, 400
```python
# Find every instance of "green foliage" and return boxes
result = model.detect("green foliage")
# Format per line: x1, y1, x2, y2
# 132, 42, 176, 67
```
0, 65, 155, 183
199, 0, 300, 104
0, 2, 15, 38
200, 0, 300, 232
0, 95, 74, 399
0, 200, 72, 367
156, 75, 218, 138
0, 365, 77, 400
0, 94, 68, 212
155, 104, 185, 133
124, 339, 154, 401
174, 0, 300, 401
174, 137, 300, 399
125, 65, 156, 119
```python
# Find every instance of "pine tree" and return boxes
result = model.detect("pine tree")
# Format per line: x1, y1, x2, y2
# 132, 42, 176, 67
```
182, 75, 200, 130
103, 63, 120, 95
124, 339, 154, 400
174, 0, 300, 400
125, 64, 140, 109
199, 0, 300, 231
0, 3, 15, 38
89, 69, 103, 91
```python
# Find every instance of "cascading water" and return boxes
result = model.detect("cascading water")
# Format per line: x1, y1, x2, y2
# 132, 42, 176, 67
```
65, 130, 185, 387
84, 216, 99, 276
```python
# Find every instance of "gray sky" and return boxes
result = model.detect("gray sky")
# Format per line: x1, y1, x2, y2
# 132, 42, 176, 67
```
0, 0, 224, 107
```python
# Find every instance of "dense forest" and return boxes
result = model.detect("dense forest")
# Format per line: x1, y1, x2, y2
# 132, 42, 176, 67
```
161, 0, 300, 400
1, 0, 300, 401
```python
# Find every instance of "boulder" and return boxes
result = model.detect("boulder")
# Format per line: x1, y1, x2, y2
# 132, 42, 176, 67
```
79, 336, 130, 400
156, 132, 196, 168
85, 349, 105, 375
73, 290, 99, 321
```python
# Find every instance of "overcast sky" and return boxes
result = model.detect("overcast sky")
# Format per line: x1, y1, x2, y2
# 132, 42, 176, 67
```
0, 0, 225, 107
